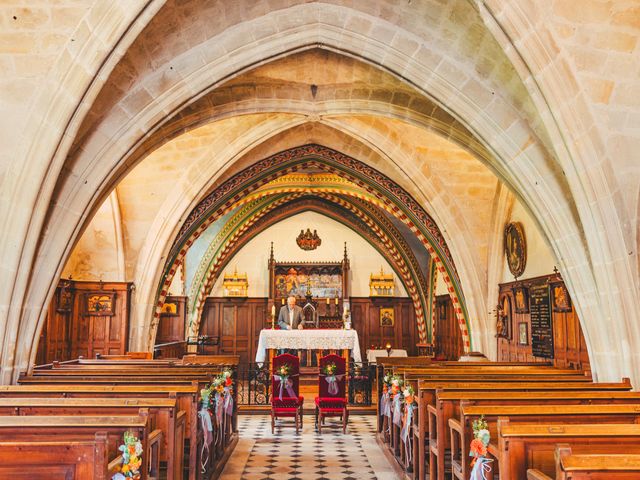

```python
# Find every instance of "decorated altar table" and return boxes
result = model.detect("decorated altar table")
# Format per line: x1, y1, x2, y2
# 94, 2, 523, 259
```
255, 329, 362, 364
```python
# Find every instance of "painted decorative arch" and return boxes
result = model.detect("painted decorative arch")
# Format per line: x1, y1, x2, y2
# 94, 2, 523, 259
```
187, 193, 430, 338
156, 145, 471, 351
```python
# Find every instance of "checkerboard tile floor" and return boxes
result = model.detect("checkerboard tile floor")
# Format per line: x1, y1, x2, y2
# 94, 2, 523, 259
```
220, 414, 400, 480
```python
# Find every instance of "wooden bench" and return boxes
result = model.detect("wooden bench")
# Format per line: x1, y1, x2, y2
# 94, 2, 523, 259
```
0, 384, 203, 480
0, 397, 185, 480
0, 432, 111, 479
409, 380, 632, 480
450, 404, 640, 480
497, 422, 640, 480
0, 412, 161, 480
428, 390, 640, 480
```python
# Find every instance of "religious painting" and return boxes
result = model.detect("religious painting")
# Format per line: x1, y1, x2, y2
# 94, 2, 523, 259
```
518, 322, 529, 345
274, 265, 342, 298
380, 308, 394, 327
504, 222, 527, 278
496, 294, 511, 339
85, 292, 115, 315
160, 302, 178, 316
513, 285, 529, 313
552, 283, 572, 313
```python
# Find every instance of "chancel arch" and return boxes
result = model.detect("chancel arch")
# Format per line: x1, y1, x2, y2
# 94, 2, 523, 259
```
153, 146, 470, 351
185, 194, 431, 341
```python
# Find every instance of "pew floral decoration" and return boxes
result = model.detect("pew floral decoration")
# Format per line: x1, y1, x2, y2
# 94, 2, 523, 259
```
112, 430, 142, 480
469, 415, 492, 480
381, 373, 404, 423
198, 370, 235, 473
400, 385, 417, 462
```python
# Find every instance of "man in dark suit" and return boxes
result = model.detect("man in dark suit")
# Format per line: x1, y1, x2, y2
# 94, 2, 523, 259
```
278, 295, 304, 330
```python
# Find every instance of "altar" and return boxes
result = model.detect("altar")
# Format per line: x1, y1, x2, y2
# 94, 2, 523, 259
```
255, 329, 362, 364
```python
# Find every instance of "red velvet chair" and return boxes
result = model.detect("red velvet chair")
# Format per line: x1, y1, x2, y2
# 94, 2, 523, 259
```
315, 354, 348, 434
271, 353, 304, 434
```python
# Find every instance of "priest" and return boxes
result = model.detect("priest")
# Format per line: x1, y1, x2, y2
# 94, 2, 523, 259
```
278, 295, 304, 330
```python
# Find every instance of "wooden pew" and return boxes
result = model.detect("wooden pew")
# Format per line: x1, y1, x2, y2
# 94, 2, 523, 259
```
376, 365, 591, 477
0, 397, 185, 480
450, 404, 640, 480
0, 384, 201, 480
410, 380, 632, 480
497, 422, 640, 480
0, 412, 161, 480
0, 432, 111, 479
428, 390, 640, 480
556, 443, 640, 479
528, 446, 640, 480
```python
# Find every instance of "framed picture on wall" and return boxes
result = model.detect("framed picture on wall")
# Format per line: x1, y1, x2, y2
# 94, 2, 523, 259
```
85, 292, 115, 316
518, 322, 528, 345
380, 308, 394, 327
552, 283, 572, 313
513, 285, 529, 313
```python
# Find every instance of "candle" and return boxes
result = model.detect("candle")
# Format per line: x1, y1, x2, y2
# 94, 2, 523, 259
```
271, 305, 275, 316
326, 298, 330, 305
335, 297, 339, 305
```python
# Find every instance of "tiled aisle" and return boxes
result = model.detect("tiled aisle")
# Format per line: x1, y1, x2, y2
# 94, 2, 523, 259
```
220, 414, 401, 480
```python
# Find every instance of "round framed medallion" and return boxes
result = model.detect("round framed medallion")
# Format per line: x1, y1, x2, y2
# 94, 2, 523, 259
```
504, 222, 526, 278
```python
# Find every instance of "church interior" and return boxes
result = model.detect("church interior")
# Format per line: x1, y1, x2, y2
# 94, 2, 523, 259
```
1, 1, 639, 479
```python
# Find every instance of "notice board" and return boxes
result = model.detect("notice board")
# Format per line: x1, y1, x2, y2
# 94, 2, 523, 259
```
530, 284, 554, 358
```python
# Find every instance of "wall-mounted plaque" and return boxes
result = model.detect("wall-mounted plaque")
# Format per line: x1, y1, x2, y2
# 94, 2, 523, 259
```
504, 222, 527, 278
518, 322, 529, 345
529, 284, 554, 359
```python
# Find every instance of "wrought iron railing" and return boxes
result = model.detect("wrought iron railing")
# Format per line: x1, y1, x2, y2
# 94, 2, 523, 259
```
236, 362, 272, 405
234, 361, 375, 406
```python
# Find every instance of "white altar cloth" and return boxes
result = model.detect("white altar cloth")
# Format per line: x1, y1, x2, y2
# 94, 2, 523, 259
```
255, 329, 362, 363
366, 349, 408, 364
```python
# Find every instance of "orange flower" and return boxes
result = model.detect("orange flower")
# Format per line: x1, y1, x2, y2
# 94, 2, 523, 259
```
470, 438, 487, 457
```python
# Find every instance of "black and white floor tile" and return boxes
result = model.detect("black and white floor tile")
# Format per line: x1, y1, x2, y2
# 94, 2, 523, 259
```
220, 415, 400, 480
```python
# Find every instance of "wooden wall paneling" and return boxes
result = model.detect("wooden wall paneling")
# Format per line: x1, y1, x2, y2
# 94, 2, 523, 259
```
200, 297, 418, 363
434, 295, 463, 360
36, 280, 131, 363
70, 282, 131, 359
497, 275, 590, 371
155, 296, 187, 344
199, 298, 268, 364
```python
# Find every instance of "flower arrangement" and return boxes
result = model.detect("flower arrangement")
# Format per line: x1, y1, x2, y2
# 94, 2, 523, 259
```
382, 373, 404, 397
469, 415, 492, 479
200, 369, 234, 412
112, 431, 142, 480
401, 385, 416, 405
277, 363, 291, 379
322, 362, 337, 376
